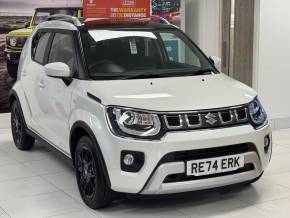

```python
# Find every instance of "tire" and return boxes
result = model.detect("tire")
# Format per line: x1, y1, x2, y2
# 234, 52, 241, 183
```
11, 101, 35, 150
6, 60, 18, 80
75, 136, 113, 209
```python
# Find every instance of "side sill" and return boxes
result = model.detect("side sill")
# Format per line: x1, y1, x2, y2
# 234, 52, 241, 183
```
26, 128, 74, 168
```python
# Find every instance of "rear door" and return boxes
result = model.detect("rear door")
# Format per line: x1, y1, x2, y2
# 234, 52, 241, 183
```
21, 31, 53, 138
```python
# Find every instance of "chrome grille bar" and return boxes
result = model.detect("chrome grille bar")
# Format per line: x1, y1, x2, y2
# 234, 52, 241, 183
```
163, 115, 184, 129
162, 106, 249, 131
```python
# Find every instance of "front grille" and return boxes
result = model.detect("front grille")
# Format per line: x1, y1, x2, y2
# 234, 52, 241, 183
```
162, 105, 249, 131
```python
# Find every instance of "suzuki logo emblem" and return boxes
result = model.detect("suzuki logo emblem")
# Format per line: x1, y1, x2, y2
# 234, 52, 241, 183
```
205, 113, 218, 125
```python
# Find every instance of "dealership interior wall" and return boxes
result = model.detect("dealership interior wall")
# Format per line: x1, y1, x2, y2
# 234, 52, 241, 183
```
182, 0, 290, 130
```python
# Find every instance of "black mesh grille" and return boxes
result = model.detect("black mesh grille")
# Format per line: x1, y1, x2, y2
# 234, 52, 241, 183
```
160, 143, 257, 163
164, 163, 255, 183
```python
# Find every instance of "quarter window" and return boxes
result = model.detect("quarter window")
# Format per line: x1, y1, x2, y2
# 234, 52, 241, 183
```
48, 33, 75, 70
32, 32, 51, 65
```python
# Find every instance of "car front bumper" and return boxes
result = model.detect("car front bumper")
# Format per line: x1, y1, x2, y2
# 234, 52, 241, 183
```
98, 122, 272, 195
4, 48, 22, 63
141, 151, 262, 194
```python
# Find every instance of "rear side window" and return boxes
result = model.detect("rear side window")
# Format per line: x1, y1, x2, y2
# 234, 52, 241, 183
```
48, 33, 75, 70
32, 32, 51, 64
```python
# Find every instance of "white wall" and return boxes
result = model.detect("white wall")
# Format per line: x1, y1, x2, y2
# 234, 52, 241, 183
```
254, 0, 290, 129
181, 0, 221, 58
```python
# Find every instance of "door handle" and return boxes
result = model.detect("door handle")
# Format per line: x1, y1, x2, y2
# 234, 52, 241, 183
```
38, 80, 45, 89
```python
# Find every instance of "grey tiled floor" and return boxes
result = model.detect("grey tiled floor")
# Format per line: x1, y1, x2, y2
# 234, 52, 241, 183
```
0, 113, 290, 218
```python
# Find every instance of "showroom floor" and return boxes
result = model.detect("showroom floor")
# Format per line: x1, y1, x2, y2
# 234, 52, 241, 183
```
1, 114, 290, 218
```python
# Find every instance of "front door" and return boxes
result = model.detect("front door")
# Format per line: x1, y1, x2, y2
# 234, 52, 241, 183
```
38, 32, 76, 153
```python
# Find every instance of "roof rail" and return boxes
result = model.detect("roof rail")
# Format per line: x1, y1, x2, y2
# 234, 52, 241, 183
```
45, 14, 82, 26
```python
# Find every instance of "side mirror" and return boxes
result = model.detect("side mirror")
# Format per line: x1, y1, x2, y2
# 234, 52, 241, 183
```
24, 21, 30, 28
209, 56, 222, 71
44, 62, 72, 78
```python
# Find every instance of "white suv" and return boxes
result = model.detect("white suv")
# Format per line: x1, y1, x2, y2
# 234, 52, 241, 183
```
10, 16, 272, 209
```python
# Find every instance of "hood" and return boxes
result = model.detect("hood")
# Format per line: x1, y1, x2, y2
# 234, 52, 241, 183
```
87, 74, 257, 111
7, 28, 33, 37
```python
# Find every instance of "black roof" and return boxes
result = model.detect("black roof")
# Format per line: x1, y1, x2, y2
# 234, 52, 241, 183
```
82, 19, 177, 30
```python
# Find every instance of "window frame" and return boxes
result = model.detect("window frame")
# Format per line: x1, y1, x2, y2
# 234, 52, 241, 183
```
31, 28, 85, 79
47, 31, 77, 72
31, 30, 53, 66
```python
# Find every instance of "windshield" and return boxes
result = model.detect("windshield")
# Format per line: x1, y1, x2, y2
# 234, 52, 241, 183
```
81, 29, 217, 80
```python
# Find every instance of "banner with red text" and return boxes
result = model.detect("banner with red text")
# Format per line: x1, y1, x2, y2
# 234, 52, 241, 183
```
83, 0, 151, 19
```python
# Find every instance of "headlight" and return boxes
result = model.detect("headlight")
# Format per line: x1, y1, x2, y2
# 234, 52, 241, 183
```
107, 107, 161, 138
7, 36, 17, 47
248, 97, 267, 128
6, 36, 27, 48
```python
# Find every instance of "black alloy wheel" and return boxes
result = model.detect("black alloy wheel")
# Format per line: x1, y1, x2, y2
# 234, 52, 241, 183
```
76, 146, 97, 200
11, 101, 35, 150
75, 136, 113, 209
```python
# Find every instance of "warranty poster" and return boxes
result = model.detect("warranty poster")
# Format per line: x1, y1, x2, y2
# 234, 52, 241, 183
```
83, 0, 151, 19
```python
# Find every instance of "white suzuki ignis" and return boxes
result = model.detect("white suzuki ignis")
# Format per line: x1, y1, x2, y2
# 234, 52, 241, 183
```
10, 15, 272, 209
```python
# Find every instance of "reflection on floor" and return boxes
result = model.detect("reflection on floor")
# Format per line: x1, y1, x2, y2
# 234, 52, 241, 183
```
0, 113, 290, 218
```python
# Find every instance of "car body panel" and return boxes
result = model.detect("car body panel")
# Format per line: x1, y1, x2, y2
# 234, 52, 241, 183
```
87, 73, 257, 111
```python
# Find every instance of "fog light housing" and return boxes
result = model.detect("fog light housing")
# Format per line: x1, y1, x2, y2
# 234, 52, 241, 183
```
264, 135, 271, 153
121, 151, 144, 172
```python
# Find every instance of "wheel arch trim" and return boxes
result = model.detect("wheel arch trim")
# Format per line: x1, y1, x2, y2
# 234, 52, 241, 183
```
70, 121, 111, 188
9, 89, 29, 129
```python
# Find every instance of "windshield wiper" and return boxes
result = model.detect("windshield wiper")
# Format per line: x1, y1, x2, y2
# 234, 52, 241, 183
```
192, 68, 216, 76
111, 68, 216, 80
118, 73, 172, 80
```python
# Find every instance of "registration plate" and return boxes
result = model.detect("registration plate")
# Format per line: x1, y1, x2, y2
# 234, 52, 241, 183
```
186, 155, 244, 176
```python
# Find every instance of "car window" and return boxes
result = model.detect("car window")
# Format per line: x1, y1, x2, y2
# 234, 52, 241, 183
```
160, 32, 201, 67
32, 32, 51, 65
48, 33, 75, 70
82, 29, 214, 80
